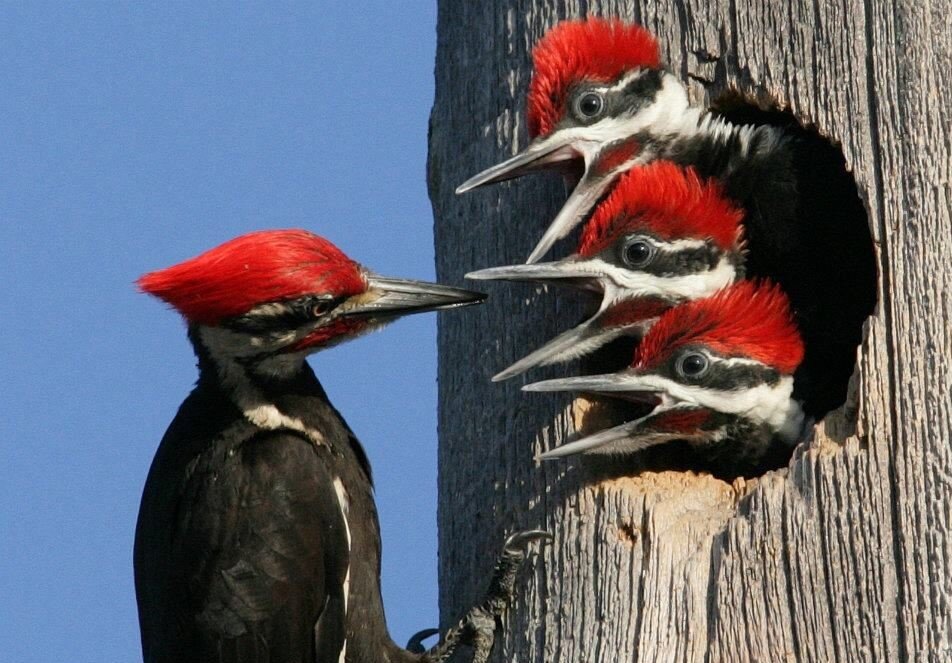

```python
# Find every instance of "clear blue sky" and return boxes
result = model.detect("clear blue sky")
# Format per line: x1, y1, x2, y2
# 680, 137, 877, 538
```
0, 4, 447, 661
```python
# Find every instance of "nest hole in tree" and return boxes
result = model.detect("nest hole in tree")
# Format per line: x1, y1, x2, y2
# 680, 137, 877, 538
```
575, 92, 878, 483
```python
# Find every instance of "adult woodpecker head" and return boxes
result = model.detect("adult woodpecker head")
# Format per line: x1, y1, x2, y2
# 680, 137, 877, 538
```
524, 281, 807, 471
457, 18, 701, 262
139, 229, 484, 376
467, 162, 745, 381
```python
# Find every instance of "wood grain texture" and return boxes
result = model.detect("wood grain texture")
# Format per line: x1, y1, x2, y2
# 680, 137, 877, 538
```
428, 1, 951, 661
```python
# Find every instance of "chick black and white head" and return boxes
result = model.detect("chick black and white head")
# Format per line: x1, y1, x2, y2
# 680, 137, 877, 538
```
468, 162, 745, 381
525, 281, 807, 472
457, 18, 710, 263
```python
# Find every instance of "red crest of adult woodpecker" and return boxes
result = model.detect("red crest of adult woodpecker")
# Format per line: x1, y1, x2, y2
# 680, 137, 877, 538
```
467, 162, 745, 380
524, 281, 807, 471
139, 229, 484, 366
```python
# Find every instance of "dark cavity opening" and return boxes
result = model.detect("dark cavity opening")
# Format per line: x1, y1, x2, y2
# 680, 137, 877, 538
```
577, 94, 878, 482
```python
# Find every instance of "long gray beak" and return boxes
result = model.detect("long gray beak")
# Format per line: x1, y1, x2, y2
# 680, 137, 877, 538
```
537, 418, 664, 459
494, 320, 602, 381
468, 259, 666, 379
524, 371, 710, 460
467, 258, 628, 381
523, 370, 657, 395
457, 129, 644, 264
344, 276, 485, 318
525, 168, 617, 264
536, 404, 707, 460
466, 257, 601, 292
493, 307, 650, 381
455, 132, 582, 194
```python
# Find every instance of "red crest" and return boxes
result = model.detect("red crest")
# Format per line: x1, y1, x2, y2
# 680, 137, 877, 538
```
578, 161, 744, 256
633, 281, 804, 374
138, 230, 367, 325
527, 18, 661, 138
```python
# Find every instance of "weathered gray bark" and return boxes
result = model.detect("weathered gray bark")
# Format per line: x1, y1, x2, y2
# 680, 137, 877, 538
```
428, 2, 952, 661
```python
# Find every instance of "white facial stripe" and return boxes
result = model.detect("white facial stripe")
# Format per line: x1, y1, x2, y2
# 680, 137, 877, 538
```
575, 72, 761, 160
717, 356, 773, 369
586, 256, 737, 303
654, 238, 709, 252
603, 68, 651, 93
244, 301, 294, 317
588, 74, 697, 143
631, 374, 804, 442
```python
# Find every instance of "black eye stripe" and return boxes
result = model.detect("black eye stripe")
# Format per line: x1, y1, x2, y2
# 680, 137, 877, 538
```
661, 352, 782, 389
223, 295, 342, 333
554, 71, 663, 134
607, 236, 722, 276
619, 68, 663, 100
704, 363, 782, 390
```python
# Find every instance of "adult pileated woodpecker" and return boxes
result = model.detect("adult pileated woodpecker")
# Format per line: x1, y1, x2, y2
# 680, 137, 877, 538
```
524, 280, 807, 475
457, 17, 876, 418
134, 229, 547, 663
467, 161, 744, 381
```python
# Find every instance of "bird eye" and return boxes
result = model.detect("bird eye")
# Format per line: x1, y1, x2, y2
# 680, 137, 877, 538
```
621, 238, 654, 267
574, 91, 605, 119
677, 352, 710, 379
311, 300, 334, 317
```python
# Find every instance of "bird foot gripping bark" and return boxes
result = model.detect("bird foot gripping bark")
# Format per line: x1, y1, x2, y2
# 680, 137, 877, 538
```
408, 530, 551, 663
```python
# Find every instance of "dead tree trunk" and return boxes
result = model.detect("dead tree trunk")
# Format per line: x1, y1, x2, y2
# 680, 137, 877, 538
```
428, 1, 952, 661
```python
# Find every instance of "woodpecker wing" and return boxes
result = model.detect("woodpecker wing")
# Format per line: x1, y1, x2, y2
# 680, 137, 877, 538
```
135, 420, 350, 663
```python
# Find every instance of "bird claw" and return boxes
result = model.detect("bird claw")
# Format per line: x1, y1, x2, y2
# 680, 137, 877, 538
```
503, 529, 552, 554
407, 628, 440, 653
420, 529, 550, 663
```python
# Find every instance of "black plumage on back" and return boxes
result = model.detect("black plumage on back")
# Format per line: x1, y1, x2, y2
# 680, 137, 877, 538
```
135, 365, 385, 663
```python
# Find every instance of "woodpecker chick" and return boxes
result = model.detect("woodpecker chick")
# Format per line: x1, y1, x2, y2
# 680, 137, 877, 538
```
457, 18, 761, 263
134, 229, 546, 663
524, 281, 807, 474
458, 17, 876, 419
468, 161, 745, 381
